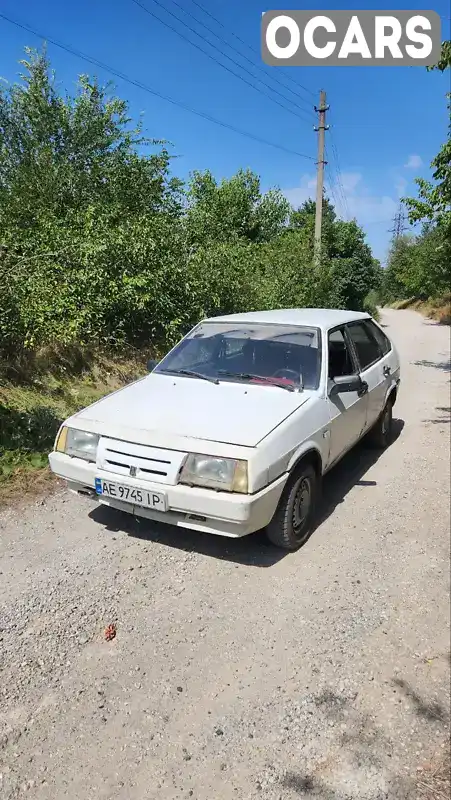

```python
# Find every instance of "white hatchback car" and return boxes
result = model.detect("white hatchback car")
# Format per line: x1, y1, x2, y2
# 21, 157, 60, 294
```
49, 309, 400, 550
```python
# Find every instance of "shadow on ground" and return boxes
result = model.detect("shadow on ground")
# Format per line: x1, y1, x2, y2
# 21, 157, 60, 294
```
393, 677, 450, 725
413, 358, 451, 373
423, 405, 451, 425
89, 418, 405, 568
313, 418, 404, 533
273, 674, 449, 798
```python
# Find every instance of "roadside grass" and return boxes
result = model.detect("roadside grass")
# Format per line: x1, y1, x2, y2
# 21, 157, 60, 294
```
0, 346, 148, 502
390, 294, 451, 325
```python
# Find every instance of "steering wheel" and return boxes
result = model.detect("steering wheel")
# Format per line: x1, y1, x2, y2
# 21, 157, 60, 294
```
273, 369, 299, 382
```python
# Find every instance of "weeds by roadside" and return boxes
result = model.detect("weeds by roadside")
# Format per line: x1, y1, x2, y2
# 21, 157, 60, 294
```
416, 750, 450, 799
390, 295, 451, 325
0, 346, 147, 501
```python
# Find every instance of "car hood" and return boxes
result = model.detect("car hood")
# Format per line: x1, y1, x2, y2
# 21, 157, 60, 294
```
71, 373, 313, 448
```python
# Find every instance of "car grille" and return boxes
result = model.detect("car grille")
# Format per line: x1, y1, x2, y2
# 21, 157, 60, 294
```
97, 437, 187, 485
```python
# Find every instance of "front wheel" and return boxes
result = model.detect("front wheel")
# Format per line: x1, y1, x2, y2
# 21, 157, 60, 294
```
367, 399, 393, 449
265, 463, 318, 551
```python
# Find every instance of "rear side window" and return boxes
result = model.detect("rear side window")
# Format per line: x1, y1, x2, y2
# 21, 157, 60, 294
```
366, 320, 392, 356
346, 322, 382, 370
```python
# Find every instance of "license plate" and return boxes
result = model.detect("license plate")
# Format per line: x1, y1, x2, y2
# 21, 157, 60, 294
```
95, 478, 167, 511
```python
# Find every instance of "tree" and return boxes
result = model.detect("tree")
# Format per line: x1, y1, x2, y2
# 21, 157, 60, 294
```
0, 46, 383, 365
290, 197, 336, 231
398, 40, 451, 301
185, 168, 290, 246
380, 236, 416, 303
403, 41, 450, 230
289, 196, 337, 253
289, 199, 382, 311
0, 50, 182, 233
0, 48, 184, 352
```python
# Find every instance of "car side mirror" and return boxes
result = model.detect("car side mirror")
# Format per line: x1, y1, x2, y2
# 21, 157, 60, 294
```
147, 359, 157, 372
329, 374, 362, 396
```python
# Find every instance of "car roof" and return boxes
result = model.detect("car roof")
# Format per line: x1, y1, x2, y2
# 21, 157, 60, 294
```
203, 308, 371, 331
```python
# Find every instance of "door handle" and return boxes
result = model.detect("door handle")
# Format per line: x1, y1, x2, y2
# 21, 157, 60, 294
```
383, 365, 391, 377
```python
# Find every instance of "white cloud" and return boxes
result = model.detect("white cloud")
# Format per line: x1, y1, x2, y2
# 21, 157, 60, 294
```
340, 172, 362, 193
283, 171, 397, 228
394, 175, 408, 198
404, 154, 423, 169
282, 170, 402, 263
283, 175, 317, 208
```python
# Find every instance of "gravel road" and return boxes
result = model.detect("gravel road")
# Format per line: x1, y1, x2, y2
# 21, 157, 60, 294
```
1, 308, 450, 800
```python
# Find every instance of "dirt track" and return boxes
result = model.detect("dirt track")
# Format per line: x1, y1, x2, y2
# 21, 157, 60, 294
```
0, 308, 450, 800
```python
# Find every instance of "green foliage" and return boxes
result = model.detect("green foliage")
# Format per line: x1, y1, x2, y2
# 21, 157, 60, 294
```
185, 169, 290, 245
379, 237, 412, 304
327, 221, 383, 310
384, 41, 451, 306
427, 39, 451, 73
381, 227, 450, 304
362, 290, 380, 320
0, 352, 146, 484
0, 47, 383, 374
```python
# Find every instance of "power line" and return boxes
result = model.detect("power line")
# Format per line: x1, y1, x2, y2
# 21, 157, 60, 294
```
364, 219, 397, 226
189, 0, 316, 101
325, 147, 348, 220
327, 124, 351, 221
325, 150, 344, 218
184, 0, 315, 111
325, 163, 343, 217
0, 12, 315, 162
364, 218, 415, 227
156, 0, 315, 117
129, 0, 313, 124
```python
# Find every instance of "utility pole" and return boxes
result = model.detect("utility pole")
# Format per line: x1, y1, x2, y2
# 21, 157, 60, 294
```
314, 89, 329, 265
389, 204, 407, 240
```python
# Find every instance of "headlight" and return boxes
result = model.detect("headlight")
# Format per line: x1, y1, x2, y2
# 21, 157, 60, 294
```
55, 426, 99, 462
179, 454, 248, 493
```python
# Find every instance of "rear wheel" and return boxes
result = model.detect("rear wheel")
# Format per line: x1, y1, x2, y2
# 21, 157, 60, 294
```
266, 462, 318, 551
367, 398, 393, 449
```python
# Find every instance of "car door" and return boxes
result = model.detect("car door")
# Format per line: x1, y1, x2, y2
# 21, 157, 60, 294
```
326, 326, 368, 467
345, 320, 387, 434
368, 318, 400, 384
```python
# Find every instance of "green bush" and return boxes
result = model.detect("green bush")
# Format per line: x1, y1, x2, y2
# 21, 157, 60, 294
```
0, 48, 383, 370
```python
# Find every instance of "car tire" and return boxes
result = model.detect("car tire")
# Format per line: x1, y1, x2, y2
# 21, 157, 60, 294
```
367, 397, 393, 449
265, 462, 319, 551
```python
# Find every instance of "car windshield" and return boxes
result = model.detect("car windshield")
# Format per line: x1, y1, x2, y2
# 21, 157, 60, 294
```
154, 322, 321, 390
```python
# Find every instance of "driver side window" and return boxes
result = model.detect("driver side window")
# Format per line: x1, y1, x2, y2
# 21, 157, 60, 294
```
328, 328, 355, 379
169, 334, 219, 371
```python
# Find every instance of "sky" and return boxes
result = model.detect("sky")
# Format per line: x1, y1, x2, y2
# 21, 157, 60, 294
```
0, 0, 450, 264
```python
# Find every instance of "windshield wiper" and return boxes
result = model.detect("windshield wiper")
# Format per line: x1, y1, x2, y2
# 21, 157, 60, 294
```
217, 370, 295, 392
159, 368, 219, 385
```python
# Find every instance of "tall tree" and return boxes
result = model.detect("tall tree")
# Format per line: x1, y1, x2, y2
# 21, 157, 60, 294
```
398, 40, 451, 300
185, 168, 290, 246
403, 41, 450, 230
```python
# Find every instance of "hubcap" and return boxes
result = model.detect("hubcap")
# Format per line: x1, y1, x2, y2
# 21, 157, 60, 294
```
292, 477, 312, 535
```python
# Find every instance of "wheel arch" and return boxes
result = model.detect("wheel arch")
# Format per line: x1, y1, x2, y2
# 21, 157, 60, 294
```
386, 381, 399, 407
288, 445, 323, 479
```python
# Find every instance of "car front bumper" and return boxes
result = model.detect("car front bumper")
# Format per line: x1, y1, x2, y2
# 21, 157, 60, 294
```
48, 452, 287, 538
